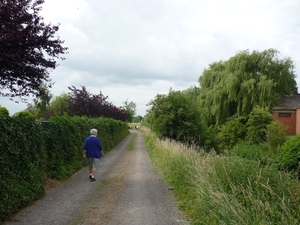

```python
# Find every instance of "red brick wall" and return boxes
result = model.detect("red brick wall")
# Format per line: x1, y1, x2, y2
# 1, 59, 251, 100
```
272, 110, 296, 135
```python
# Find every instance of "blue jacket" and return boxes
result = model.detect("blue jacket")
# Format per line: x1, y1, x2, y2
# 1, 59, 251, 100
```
83, 135, 103, 158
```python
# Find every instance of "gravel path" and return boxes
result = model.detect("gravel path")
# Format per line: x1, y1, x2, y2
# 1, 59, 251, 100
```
4, 130, 189, 225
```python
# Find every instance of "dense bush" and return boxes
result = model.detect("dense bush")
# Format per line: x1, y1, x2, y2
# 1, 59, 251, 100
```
217, 115, 247, 149
266, 121, 288, 151
0, 117, 46, 221
0, 106, 9, 117
278, 135, 300, 176
246, 106, 273, 144
12, 110, 35, 118
147, 90, 207, 147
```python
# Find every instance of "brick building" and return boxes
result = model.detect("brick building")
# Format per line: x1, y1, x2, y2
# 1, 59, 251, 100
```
272, 94, 300, 135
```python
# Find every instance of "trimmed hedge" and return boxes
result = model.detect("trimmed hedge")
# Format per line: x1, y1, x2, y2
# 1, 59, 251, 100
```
0, 116, 129, 222
0, 117, 45, 221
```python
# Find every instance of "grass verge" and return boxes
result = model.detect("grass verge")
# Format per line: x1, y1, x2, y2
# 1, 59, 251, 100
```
142, 127, 300, 225
126, 133, 137, 151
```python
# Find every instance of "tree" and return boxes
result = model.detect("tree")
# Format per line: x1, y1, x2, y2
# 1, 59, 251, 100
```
67, 86, 92, 117
198, 49, 297, 125
182, 85, 200, 102
49, 93, 68, 116
26, 84, 53, 118
0, 0, 68, 99
132, 115, 143, 123
123, 99, 136, 122
67, 86, 127, 121
147, 89, 206, 147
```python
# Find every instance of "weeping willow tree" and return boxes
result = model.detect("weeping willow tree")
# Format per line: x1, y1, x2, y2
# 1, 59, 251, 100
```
198, 49, 297, 125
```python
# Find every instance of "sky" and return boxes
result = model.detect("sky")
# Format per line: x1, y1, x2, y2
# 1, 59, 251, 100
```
1, 0, 300, 116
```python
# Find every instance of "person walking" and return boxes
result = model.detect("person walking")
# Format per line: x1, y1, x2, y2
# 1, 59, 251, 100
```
83, 128, 104, 182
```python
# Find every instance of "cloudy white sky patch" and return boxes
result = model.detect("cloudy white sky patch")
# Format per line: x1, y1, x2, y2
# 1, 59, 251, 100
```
1, 0, 300, 116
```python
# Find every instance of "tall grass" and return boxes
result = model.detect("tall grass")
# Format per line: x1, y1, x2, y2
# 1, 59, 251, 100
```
142, 127, 300, 225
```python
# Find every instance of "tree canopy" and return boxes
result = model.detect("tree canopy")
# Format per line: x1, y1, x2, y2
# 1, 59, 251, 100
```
198, 49, 297, 125
26, 84, 53, 118
123, 99, 136, 122
49, 93, 68, 116
67, 86, 127, 121
147, 90, 206, 147
0, 0, 68, 99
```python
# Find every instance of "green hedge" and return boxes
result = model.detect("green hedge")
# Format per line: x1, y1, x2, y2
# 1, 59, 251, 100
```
0, 116, 129, 222
0, 117, 46, 222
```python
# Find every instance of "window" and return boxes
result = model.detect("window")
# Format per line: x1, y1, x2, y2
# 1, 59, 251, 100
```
278, 113, 292, 117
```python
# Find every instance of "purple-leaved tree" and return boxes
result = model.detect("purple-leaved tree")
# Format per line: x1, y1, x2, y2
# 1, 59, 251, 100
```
0, 0, 68, 100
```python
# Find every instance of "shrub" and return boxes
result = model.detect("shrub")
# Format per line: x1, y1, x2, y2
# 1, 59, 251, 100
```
0, 106, 9, 117
279, 135, 300, 175
217, 115, 247, 149
13, 110, 35, 119
246, 106, 273, 144
266, 121, 288, 151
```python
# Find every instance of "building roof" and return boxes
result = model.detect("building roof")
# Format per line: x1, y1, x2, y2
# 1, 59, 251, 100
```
273, 94, 300, 110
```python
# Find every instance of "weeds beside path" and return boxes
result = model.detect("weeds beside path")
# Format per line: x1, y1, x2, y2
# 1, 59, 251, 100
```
3, 130, 188, 225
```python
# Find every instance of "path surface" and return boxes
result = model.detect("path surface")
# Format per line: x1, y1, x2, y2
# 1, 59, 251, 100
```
4, 130, 189, 225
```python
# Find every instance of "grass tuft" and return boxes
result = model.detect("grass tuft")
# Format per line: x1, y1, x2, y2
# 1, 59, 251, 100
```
126, 133, 137, 151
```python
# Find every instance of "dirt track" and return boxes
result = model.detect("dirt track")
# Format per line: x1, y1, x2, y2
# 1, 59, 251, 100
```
3, 130, 189, 225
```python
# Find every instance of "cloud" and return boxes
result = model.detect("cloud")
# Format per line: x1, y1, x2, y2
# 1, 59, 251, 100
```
1, 0, 300, 116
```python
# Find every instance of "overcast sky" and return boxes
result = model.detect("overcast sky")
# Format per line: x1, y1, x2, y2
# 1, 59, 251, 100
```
1, 0, 300, 116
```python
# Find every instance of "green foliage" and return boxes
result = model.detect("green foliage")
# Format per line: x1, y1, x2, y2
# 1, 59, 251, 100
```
132, 115, 143, 123
43, 116, 129, 179
231, 142, 275, 167
198, 48, 297, 125
200, 125, 219, 152
13, 110, 35, 119
143, 128, 300, 225
181, 85, 200, 102
246, 106, 273, 144
0, 117, 46, 222
217, 115, 247, 149
266, 121, 288, 151
0, 116, 129, 222
41, 117, 86, 180
147, 90, 206, 147
123, 99, 136, 122
49, 93, 68, 116
278, 135, 300, 174
213, 157, 300, 224
140, 116, 150, 128
32, 84, 53, 118
0, 106, 9, 117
